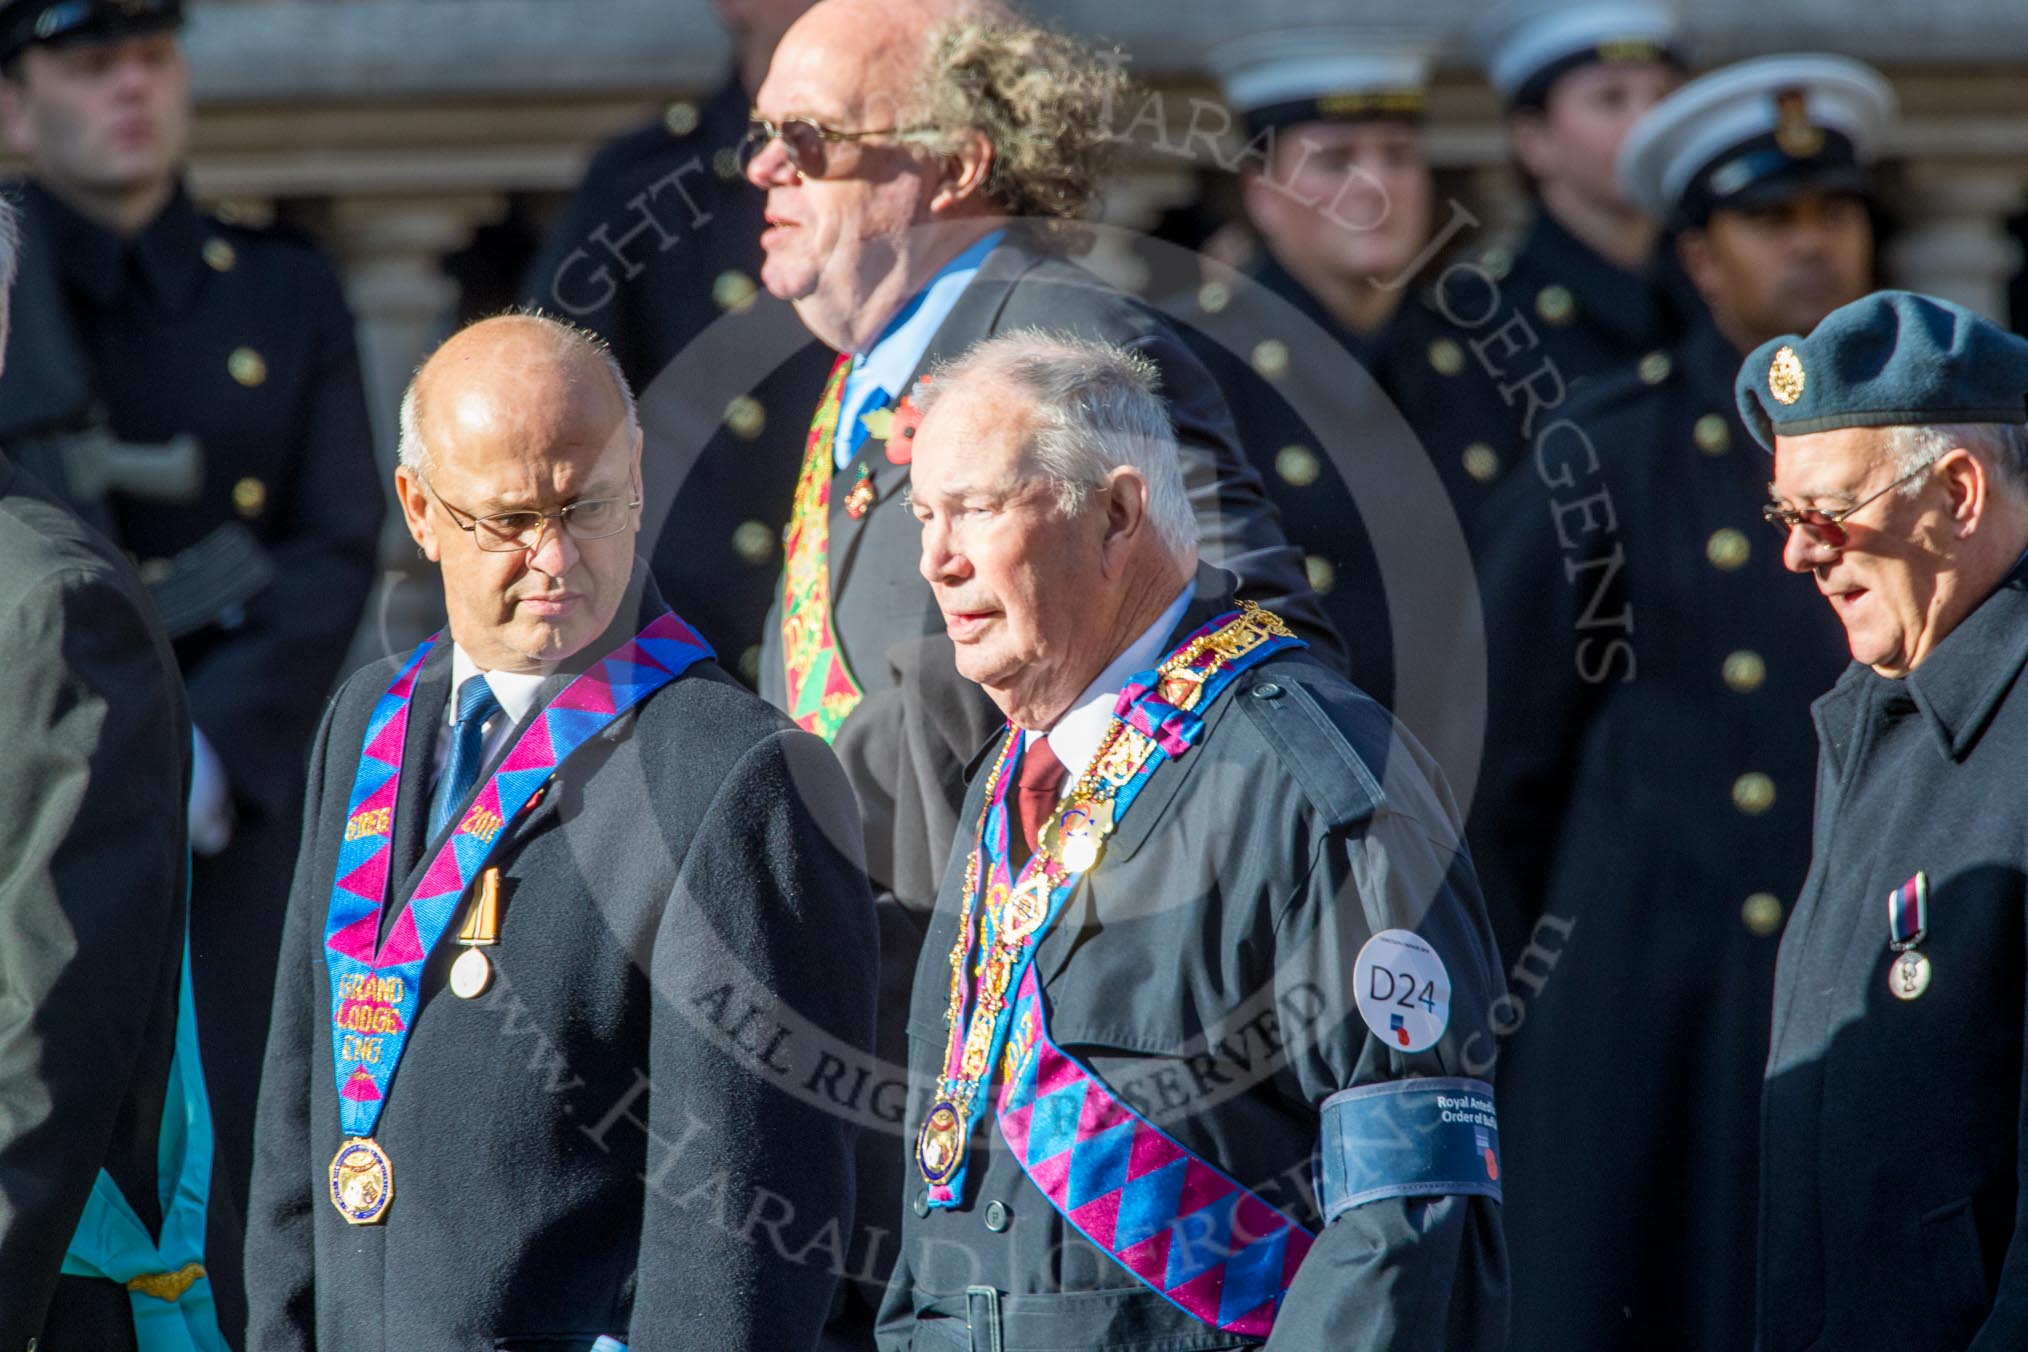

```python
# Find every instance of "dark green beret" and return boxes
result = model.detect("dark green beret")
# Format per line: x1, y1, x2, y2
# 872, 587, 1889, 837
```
1736, 290, 2028, 454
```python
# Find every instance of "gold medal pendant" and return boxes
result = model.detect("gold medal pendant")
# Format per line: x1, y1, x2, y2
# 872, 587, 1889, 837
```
330, 1137, 395, 1224
1042, 796, 1115, 875
917, 1100, 965, 1185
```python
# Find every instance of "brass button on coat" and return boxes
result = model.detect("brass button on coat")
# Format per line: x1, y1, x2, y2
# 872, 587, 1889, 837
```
663, 100, 699, 135
1707, 529, 1750, 571
228, 347, 267, 387
1305, 554, 1336, 595
1723, 650, 1767, 693
1742, 892, 1784, 936
1251, 339, 1290, 379
713, 270, 758, 312
232, 476, 267, 518
1535, 285, 1575, 325
1275, 444, 1319, 487
1732, 772, 1776, 815
732, 519, 775, 565
724, 395, 765, 440
1462, 443, 1500, 483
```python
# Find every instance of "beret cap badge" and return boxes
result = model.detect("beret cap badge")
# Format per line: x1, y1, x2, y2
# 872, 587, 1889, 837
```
1768, 346, 1806, 405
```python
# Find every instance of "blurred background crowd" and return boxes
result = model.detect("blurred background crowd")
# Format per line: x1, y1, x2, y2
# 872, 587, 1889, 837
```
10, 0, 2028, 1347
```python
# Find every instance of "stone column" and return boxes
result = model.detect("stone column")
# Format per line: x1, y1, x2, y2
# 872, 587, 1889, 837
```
329, 192, 511, 461
327, 192, 509, 659
1886, 164, 2027, 322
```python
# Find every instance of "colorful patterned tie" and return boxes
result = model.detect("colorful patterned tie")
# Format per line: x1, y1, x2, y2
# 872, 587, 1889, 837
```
1012, 736, 1067, 869
431, 676, 500, 839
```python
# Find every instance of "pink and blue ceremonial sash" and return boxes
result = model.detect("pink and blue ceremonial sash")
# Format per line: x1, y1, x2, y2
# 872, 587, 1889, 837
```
322, 609, 713, 1139
935, 610, 1313, 1336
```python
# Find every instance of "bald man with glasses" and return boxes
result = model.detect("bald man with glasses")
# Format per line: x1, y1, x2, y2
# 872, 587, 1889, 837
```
245, 313, 878, 1351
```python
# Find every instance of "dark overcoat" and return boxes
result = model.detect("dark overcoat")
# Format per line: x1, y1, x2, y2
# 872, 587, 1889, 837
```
875, 568, 1507, 1352
1467, 317, 1851, 1352
780, 236, 1343, 1346
1760, 554, 2028, 1352
0, 178, 383, 1284
245, 579, 879, 1351
0, 453, 192, 1350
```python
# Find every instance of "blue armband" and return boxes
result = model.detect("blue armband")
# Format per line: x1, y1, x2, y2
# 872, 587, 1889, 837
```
1316, 1076, 1502, 1224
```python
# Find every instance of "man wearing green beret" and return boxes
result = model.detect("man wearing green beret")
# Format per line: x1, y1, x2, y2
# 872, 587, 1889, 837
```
1745, 288, 2028, 1352
1466, 52, 1894, 1352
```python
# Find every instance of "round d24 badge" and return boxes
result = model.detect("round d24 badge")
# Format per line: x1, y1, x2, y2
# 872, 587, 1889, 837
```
1353, 928, 1452, 1053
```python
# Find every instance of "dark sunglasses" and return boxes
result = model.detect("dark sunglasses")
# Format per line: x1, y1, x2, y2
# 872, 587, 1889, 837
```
1762, 456, 1940, 549
740, 112, 942, 179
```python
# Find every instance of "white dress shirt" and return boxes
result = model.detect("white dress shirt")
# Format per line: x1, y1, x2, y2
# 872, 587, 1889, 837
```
1023, 581, 1194, 796
435, 645, 548, 784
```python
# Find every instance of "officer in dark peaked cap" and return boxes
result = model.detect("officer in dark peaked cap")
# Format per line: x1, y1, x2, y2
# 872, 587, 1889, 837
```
1464, 0, 1693, 391
1175, 30, 1506, 721
1466, 52, 1894, 1352
0, 1, 382, 1336
1743, 290, 2028, 1352
520, 0, 835, 683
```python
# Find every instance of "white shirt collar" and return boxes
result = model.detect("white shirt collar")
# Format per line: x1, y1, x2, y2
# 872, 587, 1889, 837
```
1024, 580, 1195, 795
448, 644, 548, 730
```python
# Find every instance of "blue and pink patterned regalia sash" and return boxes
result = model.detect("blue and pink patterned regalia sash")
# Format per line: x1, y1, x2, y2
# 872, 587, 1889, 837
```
320, 608, 713, 1222
915, 601, 1314, 1337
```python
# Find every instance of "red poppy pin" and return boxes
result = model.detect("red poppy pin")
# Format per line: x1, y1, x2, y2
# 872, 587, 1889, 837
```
885, 376, 931, 464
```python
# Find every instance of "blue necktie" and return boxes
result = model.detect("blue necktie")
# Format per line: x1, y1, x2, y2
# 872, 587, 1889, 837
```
432, 676, 501, 839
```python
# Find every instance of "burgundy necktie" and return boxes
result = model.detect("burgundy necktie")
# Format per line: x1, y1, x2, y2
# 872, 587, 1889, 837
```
1012, 736, 1068, 867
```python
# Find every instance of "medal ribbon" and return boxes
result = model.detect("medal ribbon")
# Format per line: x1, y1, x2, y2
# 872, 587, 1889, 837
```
322, 609, 714, 1140
780, 353, 867, 741
923, 604, 1301, 1208
1888, 870, 1929, 950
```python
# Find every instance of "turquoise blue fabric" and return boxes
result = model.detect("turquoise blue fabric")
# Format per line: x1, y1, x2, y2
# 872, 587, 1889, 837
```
60, 938, 227, 1352
1316, 1076, 1503, 1224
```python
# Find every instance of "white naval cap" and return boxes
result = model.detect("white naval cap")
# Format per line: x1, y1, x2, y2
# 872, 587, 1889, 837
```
1470, 0, 1682, 108
1618, 53, 1896, 227
1209, 28, 1433, 136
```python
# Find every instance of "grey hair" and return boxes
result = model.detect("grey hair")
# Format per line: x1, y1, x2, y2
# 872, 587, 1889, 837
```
910, 13, 1130, 251
397, 309, 637, 477
919, 329, 1198, 558
1882, 421, 2028, 496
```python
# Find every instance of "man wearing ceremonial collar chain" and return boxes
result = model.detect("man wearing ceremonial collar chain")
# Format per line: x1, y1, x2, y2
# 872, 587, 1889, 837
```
245, 314, 878, 1351
877, 331, 1505, 1351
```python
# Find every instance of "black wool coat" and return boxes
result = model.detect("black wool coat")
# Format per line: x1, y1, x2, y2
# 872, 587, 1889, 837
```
0, 179, 384, 1307
1467, 317, 1851, 1352
245, 580, 879, 1351
876, 568, 1507, 1352
1761, 553, 2028, 1352
0, 453, 192, 1351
